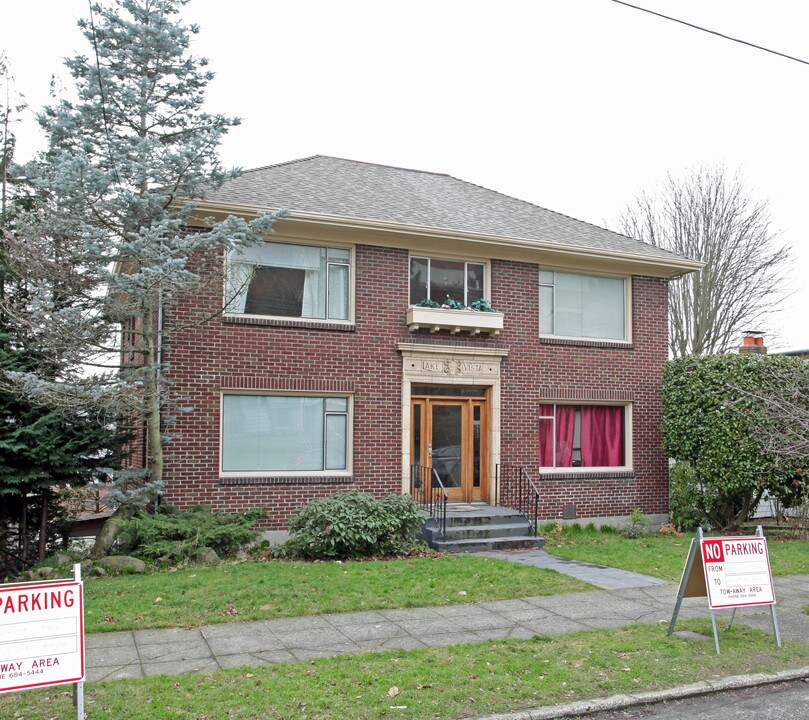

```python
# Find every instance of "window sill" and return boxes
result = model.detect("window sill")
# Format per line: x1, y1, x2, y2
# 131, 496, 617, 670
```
539, 336, 632, 349
406, 306, 504, 336
222, 315, 355, 332
219, 476, 354, 486
538, 469, 635, 480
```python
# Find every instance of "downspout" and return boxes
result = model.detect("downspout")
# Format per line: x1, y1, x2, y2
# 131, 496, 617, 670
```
155, 287, 163, 508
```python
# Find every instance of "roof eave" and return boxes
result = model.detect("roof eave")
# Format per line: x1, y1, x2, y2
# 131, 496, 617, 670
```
186, 201, 704, 279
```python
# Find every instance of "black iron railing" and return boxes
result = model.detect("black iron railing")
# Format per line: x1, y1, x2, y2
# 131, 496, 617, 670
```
496, 463, 540, 536
410, 463, 448, 540
2, 546, 35, 580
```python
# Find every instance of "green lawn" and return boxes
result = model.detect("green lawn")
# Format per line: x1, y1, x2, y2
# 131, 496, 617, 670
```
83, 555, 593, 632
542, 525, 809, 582
6, 620, 807, 720
79, 529, 808, 632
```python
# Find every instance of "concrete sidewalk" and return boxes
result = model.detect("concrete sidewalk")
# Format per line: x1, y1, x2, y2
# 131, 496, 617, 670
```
85, 551, 809, 683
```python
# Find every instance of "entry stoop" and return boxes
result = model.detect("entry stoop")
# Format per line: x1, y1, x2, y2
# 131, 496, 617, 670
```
422, 503, 544, 553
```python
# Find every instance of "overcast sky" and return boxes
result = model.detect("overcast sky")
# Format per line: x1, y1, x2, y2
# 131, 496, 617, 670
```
3, 0, 807, 351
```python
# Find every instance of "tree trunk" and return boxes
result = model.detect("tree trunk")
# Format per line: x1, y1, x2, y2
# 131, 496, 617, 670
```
144, 301, 164, 488
21, 496, 28, 561
89, 503, 137, 559
88, 300, 164, 560
0, 497, 8, 577
37, 488, 48, 562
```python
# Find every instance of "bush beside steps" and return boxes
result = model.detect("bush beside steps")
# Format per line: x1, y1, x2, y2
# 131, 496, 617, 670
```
283, 491, 425, 560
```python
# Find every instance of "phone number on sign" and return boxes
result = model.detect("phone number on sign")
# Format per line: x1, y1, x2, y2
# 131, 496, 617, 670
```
1, 668, 46, 680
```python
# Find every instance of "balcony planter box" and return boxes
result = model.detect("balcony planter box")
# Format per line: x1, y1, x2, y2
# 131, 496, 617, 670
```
406, 306, 504, 336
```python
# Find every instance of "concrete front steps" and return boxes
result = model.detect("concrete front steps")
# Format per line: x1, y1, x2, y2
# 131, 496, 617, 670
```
422, 503, 544, 553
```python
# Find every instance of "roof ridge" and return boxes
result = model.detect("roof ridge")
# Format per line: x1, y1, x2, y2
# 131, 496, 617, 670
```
240, 155, 451, 179
320, 155, 451, 178
237, 155, 323, 175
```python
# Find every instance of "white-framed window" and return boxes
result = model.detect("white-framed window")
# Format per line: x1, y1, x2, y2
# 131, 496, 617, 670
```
539, 403, 629, 469
226, 241, 351, 321
410, 256, 486, 307
539, 270, 627, 340
221, 394, 351, 474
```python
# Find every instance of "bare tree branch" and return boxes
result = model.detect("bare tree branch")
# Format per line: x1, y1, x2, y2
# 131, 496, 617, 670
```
734, 361, 809, 462
619, 166, 790, 357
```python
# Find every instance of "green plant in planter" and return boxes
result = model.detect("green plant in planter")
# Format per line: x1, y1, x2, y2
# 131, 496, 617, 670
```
415, 297, 499, 312
442, 297, 467, 310
470, 298, 497, 312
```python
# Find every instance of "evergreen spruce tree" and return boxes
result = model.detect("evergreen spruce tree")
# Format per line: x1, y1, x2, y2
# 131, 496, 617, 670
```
1, 56, 122, 570
3, 0, 282, 556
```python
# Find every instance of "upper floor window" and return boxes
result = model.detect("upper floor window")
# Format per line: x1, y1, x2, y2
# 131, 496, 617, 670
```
227, 242, 350, 320
539, 270, 626, 340
410, 256, 485, 307
221, 394, 350, 474
539, 403, 626, 468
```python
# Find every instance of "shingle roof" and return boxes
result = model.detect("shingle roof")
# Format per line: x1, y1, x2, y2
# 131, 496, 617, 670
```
201, 155, 688, 264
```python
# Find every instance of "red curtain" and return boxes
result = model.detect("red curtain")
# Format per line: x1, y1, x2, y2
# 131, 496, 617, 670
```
555, 405, 576, 467
580, 406, 624, 466
540, 404, 575, 467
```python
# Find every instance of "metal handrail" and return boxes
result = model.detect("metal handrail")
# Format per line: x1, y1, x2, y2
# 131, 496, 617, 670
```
1, 546, 35, 580
410, 463, 448, 540
496, 463, 540, 536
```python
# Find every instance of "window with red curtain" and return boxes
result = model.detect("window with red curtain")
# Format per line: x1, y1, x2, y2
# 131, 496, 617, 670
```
539, 404, 625, 467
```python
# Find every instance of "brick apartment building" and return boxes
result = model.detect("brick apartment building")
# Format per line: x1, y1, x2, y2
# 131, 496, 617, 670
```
153, 156, 700, 530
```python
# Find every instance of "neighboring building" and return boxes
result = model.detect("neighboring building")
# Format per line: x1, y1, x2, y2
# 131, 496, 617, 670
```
150, 156, 700, 529
779, 349, 809, 360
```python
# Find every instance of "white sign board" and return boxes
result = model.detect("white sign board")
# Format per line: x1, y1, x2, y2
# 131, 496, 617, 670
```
700, 535, 776, 609
0, 580, 85, 694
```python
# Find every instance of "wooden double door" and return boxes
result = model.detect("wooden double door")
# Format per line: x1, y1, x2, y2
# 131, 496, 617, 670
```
411, 385, 489, 502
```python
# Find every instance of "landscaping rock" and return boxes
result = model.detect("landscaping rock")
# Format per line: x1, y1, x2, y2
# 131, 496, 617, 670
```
81, 559, 94, 574
36, 566, 55, 579
91, 565, 108, 577
196, 547, 220, 565
97, 555, 146, 574
42, 553, 73, 568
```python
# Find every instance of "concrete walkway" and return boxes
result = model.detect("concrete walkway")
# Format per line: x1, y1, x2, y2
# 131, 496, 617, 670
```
473, 548, 669, 589
85, 551, 809, 682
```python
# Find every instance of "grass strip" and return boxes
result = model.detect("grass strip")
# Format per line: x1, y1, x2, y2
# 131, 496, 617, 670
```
541, 526, 809, 582
83, 555, 593, 632
7, 619, 808, 720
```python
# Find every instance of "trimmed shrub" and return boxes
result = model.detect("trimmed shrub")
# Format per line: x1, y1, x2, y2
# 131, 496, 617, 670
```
621, 508, 651, 538
285, 491, 424, 559
118, 505, 264, 564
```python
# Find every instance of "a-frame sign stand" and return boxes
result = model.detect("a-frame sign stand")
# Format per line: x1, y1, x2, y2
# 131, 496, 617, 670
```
668, 526, 780, 654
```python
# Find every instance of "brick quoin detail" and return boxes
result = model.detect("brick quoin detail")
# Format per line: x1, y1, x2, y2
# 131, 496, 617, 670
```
158, 247, 670, 529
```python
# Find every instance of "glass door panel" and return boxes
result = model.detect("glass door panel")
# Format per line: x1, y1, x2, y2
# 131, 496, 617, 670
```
430, 404, 463, 493
473, 404, 481, 489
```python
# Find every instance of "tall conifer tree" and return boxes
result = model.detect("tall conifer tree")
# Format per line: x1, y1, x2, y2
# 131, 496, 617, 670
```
2, 56, 121, 569
3, 0, 282, 554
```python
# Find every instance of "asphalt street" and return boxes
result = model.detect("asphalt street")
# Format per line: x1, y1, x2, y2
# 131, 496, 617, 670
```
583, 679, 809, 719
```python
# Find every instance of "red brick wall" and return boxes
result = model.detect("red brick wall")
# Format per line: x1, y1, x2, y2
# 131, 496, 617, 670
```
159, 246, 670, 528
493, 260, 669, 520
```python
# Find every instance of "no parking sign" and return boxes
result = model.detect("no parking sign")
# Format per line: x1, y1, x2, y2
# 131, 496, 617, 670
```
668, 527, 780, 654
0, 565, 86, 718
700, 535, 775, 609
